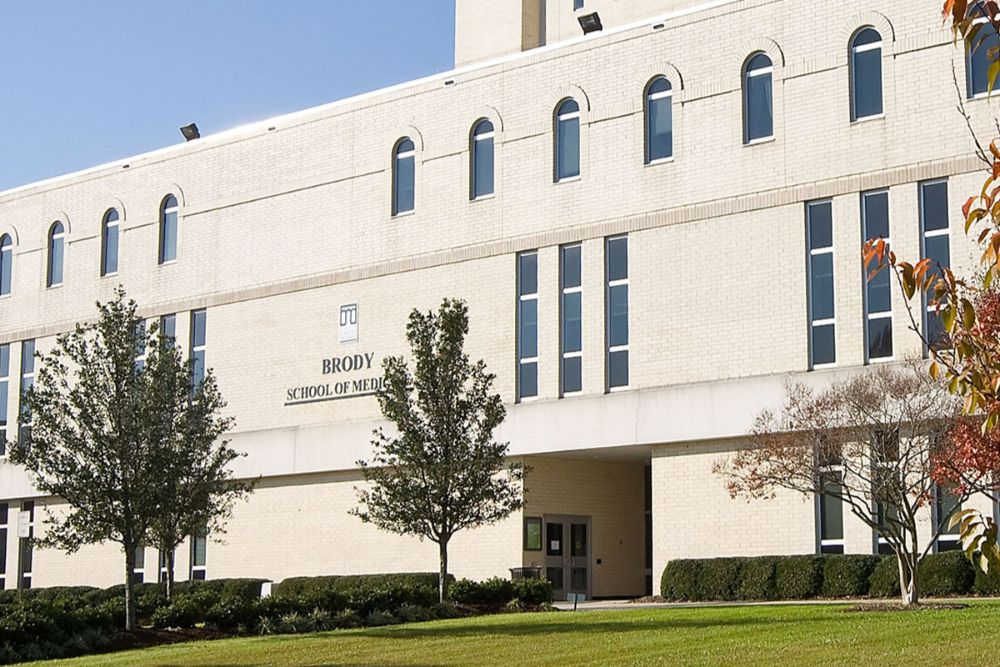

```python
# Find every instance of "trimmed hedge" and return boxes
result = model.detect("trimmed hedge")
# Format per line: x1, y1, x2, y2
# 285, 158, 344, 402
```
272, 573, 446, 599
660, 552, 980, 602
449, 577, 553, 606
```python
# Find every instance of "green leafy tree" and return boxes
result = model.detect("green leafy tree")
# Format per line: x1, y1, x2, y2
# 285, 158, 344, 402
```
145, 335, 254, 600
6, 287, 244, 629
352, 298, 524, 603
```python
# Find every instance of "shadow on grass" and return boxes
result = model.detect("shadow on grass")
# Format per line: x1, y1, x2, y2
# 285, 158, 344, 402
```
348, 614, 782, 640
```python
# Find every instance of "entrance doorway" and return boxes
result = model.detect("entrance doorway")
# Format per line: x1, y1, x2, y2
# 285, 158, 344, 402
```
544, 515, 591, 600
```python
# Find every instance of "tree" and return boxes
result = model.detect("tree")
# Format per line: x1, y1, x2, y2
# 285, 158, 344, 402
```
145, 334, 253, 600
6, 287, 244, 629
715, 362, 964, 605
352, 298, 524, 603
858, 1, 1000, 570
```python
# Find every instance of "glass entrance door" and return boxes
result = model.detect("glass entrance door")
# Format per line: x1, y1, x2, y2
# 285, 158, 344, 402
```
544, 516, 591, 600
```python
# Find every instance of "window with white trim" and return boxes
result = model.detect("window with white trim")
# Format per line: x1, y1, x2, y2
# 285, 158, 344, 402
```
560, 244, 582, 395
0, 233, 11, 296
818, 470, 845, 554
134, 320, 147, 372
967, 8, 1000, 98
160, 313, 177, 346
393, 138, 415, 215
850, 28, 883, 120
190, 310, 207, 389
862, 190, 892, 361
555, 99, 580, 181
18, 500, 33, 589
935, 482, 962, 552
517, 252, 538, 400
190, 533, 207, 580
645, 77, 673, 163
132, 547, 146, 584
19, 339, 34, 448
920, 180, 950, 351
159, 195, 178, 264
606, 236, 629, 390
0, 503, 7, 590
0, 344, 8, 457
47, 221, 65, 288
807, 201, 835, 367
743, 53, 773, 143
101, 208, 119, 277
471, 119, 495, 199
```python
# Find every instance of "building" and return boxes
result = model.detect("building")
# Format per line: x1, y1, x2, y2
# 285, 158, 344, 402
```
0, 0, 996, 599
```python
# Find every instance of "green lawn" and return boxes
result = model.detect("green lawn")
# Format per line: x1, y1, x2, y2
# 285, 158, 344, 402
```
23, 602, 1000, 667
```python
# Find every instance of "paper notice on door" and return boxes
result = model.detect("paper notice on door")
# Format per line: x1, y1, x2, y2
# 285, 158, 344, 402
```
550, 540, 560, 551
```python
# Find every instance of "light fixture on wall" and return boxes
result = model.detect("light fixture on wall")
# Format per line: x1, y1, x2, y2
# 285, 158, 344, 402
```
180, 123, 201, 141
578, 12, 602, 34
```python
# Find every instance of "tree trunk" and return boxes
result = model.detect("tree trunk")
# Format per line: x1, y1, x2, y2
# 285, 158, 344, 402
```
438, 539, 450, 604
895, 550, 920, 606
123, 547, 137, 631
166, 548, 175, 600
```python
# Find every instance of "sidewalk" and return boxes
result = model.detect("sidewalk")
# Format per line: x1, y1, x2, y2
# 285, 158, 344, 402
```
551, 597, 1000, 611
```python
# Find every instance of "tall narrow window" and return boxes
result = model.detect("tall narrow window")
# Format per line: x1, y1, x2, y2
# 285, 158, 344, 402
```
555, 99, 581, 181
190, 310, 207, 389
190, 533, 207, 580
101, 208, 120, 276
159, 195, 178, 264
517, 252, 539, 400
19, 339, 34, 448
818, 470, 845, 553
560, 244, 583, 395
920, 180, 950, 350
967, 10, 1000, 98
471, 119, 495, 199
851, 28, 883, 120
0, 503, 7, 590
0, 234, 11, 296
392, 138, 415, 215
0, 344, 8, 457
134, 320, 147, 372
645, 77, 673, 163
132, 547, 146, 584
935, 483, 962, 552
160, 313, 177, 345
862, 191, 892, 361
17, 500, 33, 589
808, 201, 835, 367
606, 236, 629, 390
743, 53, 774, 143
47, 222, 65, 287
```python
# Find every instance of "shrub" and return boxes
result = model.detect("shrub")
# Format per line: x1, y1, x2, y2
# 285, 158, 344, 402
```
868, 557, 901, 599
919, 551, 975, 597
512, 577, 553, 606
774, 556, 824, 600
204, 596, 262, 632
821, 555, 880, 598
699, 558, 746, 601
737, 556, 777, 600
273, 573, 445, 599
450, 577, 515, 605
151, 596, 203, 629
660, 559, 704, 601
973, 560, 1000, 595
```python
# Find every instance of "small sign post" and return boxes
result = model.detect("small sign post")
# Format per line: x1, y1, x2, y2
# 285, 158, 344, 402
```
567, 592, 586, 611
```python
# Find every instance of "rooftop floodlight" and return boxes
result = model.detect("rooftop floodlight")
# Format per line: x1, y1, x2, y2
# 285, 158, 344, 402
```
578, 12, 602, 34
180, 123, 200, 141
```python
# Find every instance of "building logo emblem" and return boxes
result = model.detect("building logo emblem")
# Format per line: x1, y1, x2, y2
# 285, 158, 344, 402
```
339, 303, 358, 343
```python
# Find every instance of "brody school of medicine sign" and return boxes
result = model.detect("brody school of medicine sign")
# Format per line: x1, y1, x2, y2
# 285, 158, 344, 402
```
285, 352, 384, 406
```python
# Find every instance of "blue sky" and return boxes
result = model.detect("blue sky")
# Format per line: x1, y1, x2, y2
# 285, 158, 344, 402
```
0, 1, 455, 191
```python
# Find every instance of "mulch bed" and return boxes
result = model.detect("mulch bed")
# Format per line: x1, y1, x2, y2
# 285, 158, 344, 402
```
103, 627, 227, 653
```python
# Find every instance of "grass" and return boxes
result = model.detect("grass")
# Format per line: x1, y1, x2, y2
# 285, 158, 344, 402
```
22, 602, 1000, 667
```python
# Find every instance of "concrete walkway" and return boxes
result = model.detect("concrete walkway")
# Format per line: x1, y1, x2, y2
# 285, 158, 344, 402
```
551, 597, 1000, 611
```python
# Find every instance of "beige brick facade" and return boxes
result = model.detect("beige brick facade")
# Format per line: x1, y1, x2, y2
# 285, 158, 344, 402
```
0, 0, 996, 598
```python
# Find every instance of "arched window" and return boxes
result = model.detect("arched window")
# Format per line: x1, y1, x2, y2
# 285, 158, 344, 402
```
101, 208, 119, 276
471, 119, 495, 199
645, 77, 673, 163
967, 8, 1000, 97
392, 138, 415, 216
0, 234, 12, 296
47, 222, 65, 287
555, 98, 581, 181
159, 195, 178, 264
851, 28, 883, 120
743, 53, 774, 143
